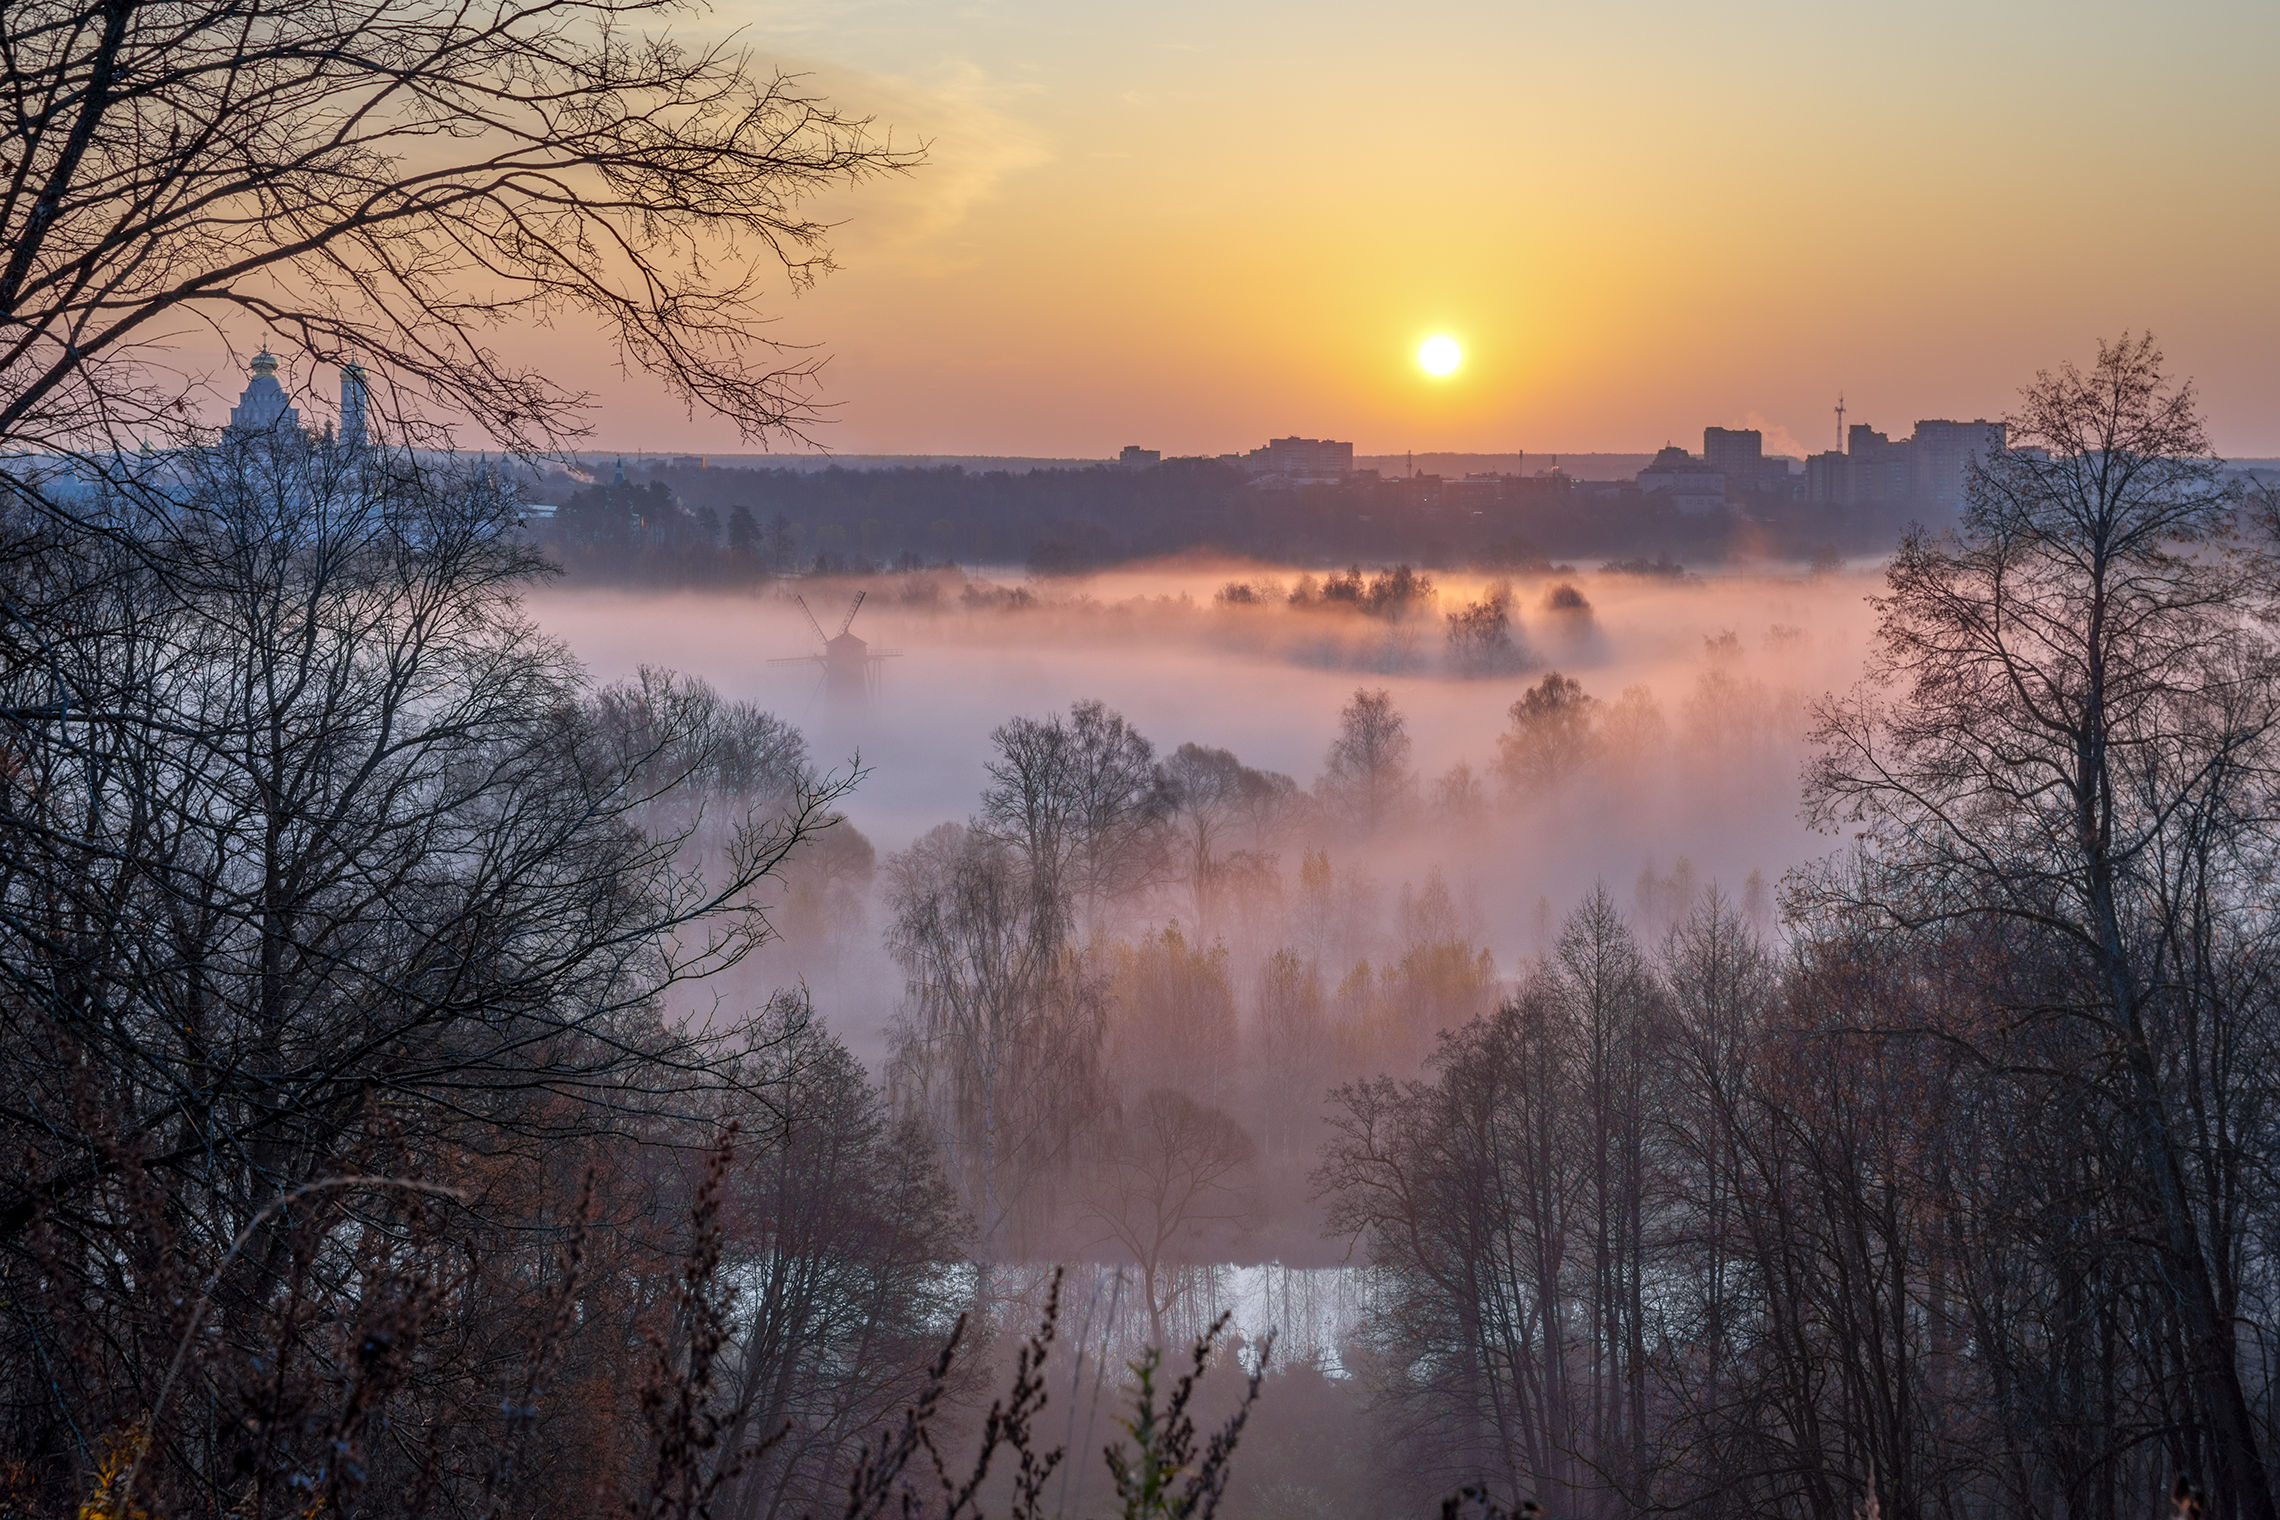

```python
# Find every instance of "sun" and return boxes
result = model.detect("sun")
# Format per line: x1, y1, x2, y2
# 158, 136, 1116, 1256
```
1418, 335, 1462, 377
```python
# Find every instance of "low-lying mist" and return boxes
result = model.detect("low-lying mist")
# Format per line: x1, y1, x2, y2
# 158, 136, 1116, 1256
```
532, 559, 1878, 1062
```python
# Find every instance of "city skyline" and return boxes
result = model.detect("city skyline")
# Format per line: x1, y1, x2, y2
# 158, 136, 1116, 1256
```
163, 2, 2280, 460
200, 349, 2280, 471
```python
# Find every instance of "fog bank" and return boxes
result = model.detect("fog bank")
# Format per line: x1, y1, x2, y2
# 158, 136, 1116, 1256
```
531, 560, 1881, 1064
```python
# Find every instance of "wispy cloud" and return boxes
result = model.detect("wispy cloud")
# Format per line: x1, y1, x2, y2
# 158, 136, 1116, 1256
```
788, 56, 1053, 268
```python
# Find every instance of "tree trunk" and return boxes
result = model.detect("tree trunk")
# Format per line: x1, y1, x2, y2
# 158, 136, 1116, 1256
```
2117, 995, 2275, 1520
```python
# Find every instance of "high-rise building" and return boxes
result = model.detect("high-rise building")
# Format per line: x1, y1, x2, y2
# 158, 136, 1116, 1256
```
1908, 419, 2005, 506
1242, 436, 1352, 481
1845, 424, 1911, 503
1807, 450, 1849, 506
1808, 416, 2006, 508
1702, 427, 1762, 491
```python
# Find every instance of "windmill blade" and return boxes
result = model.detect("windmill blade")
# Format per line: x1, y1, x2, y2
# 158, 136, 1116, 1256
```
837, 589, 866, 636
793, 595, 828, 648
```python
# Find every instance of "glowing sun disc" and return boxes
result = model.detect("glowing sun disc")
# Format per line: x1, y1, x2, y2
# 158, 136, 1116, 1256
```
1418, 335, 1462, 376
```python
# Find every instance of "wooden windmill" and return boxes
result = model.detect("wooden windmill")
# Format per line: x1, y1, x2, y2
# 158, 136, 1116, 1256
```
769, 591, 901, 700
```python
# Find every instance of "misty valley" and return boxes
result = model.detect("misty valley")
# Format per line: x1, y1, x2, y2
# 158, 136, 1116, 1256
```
9, 382, 2280, 1520
1, 338, 2276, 1520
6, 0, 2279, 1509
515, 557, 1869, 1513
539, 456, 2280, 1520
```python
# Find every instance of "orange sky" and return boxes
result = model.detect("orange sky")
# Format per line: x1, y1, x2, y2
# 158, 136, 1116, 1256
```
530, 0, 2280, 458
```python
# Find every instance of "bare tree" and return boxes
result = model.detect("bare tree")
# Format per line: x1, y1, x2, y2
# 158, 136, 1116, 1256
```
1319, 982, 1578, 1506
1657, 887, 1774, 1487
0, 429, 857, 1515
1447, 583, 1528, 677
894, 701, 1169, 1266
1495, 674, 1599, 797
980, 699, 1170, 931
1318, 687, 1415, 834
1107, 923, 1240, 1108
593, 667, 815, 817
1083, 1089, 1259, 1346
883, 822, 1108, 1264
714, 990, 964, 1520
1317, 863, 2280, 1520
1253, 949, 1331, 1163
0, 431, 845, 1230
0, 0, 911, 457
1555, 887, 1662, 1498
1160, 741, 1295, 936
1805, 334, 2280, 1520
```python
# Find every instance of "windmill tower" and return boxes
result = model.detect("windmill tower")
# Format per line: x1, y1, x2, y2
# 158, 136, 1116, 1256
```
770, 592, 901, 700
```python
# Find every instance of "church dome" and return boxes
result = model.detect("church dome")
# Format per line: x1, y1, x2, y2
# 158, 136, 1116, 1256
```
228, 346, 300, 433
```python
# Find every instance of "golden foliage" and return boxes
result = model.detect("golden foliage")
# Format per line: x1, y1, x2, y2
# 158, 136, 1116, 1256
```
75, 1420, 149, 1520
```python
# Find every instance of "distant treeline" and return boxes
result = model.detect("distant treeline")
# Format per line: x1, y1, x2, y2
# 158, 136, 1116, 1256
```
531, 458, 1931, 583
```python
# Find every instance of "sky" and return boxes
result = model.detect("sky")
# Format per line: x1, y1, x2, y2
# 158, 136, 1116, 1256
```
532, 0, 2280, 458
